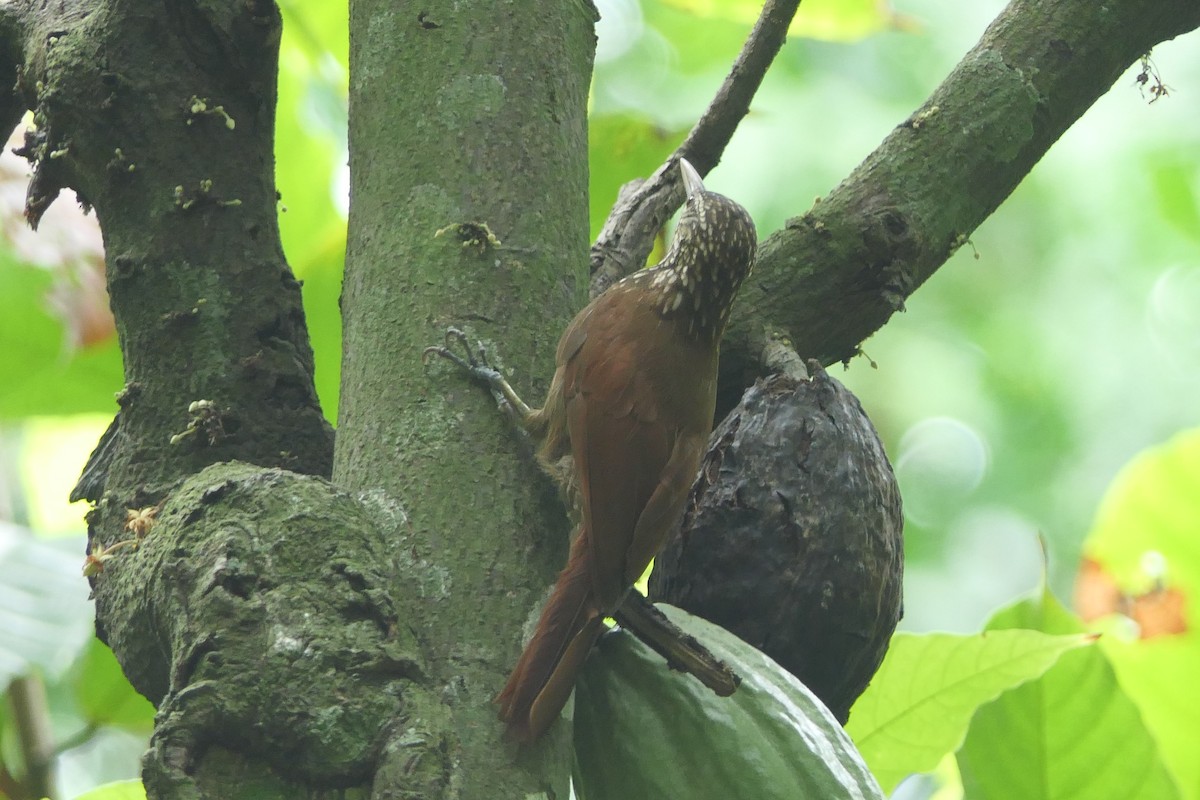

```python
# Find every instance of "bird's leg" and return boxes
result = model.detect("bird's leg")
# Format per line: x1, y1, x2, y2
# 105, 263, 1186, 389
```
422, 327, 539, 431
424, 328, 571, 510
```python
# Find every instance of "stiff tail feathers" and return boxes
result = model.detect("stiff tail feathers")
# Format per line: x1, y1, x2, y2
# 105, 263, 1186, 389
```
496, 532, 604, 742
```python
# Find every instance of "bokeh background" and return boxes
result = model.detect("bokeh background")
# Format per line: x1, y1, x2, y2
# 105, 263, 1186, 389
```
1, 0, 1196, 796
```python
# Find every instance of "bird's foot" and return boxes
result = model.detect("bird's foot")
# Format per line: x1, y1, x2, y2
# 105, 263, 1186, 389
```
422, 327, 504, 387
422, 327, 534, 423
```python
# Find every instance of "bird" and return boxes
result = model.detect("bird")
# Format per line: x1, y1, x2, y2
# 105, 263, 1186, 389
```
425, 158, 757, 741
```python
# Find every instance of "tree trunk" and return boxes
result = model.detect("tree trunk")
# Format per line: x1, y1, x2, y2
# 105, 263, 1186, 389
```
339, 0, 597, 794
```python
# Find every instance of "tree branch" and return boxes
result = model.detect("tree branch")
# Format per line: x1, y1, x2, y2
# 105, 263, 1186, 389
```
716, 0, 1200, 412
589, 0, 802, 297
7, 675, 55, 800
0, 0, 343, 795
2, 0, 334, 500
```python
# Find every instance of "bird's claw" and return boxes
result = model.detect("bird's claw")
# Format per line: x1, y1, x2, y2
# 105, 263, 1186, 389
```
423, 327, 477, 367
422, 327, 501, 386
423, 327, 535, 424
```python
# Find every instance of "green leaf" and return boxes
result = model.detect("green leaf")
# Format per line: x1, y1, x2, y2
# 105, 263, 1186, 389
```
1080, 428, 1200, 798
0, 526, 94, 687
986, 583, 1082, 634
658, 0, 902, 42
588, 114, 688, 240
72, 638, 155, 732
70, 779, 146, 800
0, 258, 122, 419
956, 589, 1180, 799
846, 629, 1091, 794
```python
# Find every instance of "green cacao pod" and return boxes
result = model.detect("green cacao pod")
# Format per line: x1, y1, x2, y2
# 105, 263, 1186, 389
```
573, 605, 884, 800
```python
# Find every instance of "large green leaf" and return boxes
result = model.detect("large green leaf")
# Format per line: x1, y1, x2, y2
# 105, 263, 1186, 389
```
957, 589, 1180, 799
658, 0, 902, 42
846, 629, 1091, 794
0, 526, 94, 687
0, 258, 122, 419
1079, 428, 1200, 798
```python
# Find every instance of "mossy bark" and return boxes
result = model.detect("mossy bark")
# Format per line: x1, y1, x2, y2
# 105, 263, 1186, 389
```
0, 0, 527, 796
0, 0, 597, 793
339, 0, 597, 795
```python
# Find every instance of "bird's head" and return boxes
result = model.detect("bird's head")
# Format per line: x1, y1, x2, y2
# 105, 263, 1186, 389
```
654, 158, 758, 340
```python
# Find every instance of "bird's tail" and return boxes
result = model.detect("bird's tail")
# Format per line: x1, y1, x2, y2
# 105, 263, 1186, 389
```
496, 529, 605, 742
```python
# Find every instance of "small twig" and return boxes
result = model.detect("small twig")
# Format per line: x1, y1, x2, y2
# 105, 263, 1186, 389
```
614, 593, 740, 697
8, 674, 56, 800
0, 764, 27, 800
51, 723, 100, 757
589, 0, 802, 297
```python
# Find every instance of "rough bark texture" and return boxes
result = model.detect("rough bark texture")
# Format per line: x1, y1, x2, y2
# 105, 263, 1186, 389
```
650, 369, 904, 724
2, 0, 334, 495
0, 0, 375, 796
340, 1, 597, 796
103, 464, 425, 797
714, 0, 1200, 416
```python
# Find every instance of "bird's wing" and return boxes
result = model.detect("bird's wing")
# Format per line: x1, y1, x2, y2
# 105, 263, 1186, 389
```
622, 429, 707, 585
564, 323, 672, 611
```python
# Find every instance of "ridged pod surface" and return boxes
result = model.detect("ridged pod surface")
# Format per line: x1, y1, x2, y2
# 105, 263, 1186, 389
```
573, 605, 884, 800
650, 368, 903, 723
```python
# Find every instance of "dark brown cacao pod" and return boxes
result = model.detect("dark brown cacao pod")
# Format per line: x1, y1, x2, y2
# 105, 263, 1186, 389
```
649, 366, 904, 724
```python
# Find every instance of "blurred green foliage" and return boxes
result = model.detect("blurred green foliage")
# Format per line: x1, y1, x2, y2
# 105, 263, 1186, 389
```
1, 0, 1197, 797
1082, 430, 1200, 798
69, 781, 145, 800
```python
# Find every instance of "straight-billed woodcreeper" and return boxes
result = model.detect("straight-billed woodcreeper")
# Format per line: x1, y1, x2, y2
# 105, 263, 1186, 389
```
425, 159, 757, 741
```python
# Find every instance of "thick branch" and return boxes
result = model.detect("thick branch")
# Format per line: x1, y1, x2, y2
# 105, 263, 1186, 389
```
0, 0, 337, 795
717, 0, 1200, 411
588, 0, 802, 297
1, 0, 334, 503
